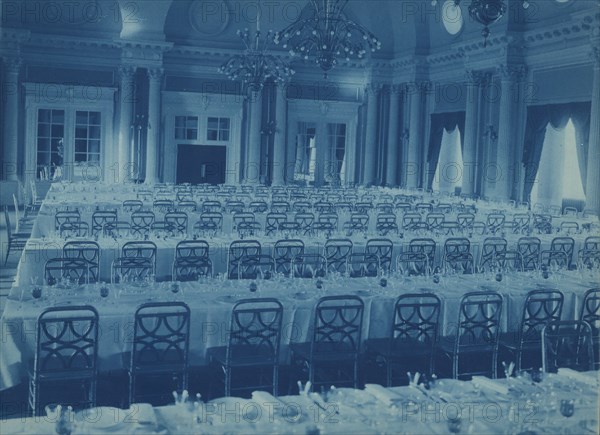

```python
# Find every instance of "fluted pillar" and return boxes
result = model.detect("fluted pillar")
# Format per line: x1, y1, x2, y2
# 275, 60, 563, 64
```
496, 64, 526, 199
117, 66, 136, 183
144, 68, 162, 184
586, 46, 600, 214
462, 70, 484, 196
405, 82, 426, 188
272, 84, 287, 185
363, 84, 380, 185
385, 85, 401, 186
245, 90, 263, 184
3, 58, 21, 180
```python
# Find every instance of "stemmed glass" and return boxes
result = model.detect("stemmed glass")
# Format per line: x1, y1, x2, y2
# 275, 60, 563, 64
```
559, 399, 574, 418
447, 416, 462, 434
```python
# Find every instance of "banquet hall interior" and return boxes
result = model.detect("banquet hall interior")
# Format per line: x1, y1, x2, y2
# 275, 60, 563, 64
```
0, 0, 599, 433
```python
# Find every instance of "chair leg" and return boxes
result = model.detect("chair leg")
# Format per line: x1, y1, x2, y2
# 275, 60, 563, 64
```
453, 353, 458, 379
128, 373, 135, 407
273, 365, 279, 397
5, 241, 11, 266
225, 367, 231, 397
90, 378, 97, 408
386, 358, 392, 387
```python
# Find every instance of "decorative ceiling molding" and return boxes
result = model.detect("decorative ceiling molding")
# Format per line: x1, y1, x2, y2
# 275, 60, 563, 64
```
0, 28, 30, 59
27, 33, 117, 50
1, 28, 31, 45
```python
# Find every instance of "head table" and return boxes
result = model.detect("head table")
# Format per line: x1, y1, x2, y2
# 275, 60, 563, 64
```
1, 370, 598, 434
1, 269, 597, 392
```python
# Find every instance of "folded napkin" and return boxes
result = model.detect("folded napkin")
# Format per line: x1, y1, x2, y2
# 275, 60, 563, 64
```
130, 403, 157, 427
251, 391, 291, 416
364, 384, 401, 406
558, 368, 600, 385
471, 376, 509, 395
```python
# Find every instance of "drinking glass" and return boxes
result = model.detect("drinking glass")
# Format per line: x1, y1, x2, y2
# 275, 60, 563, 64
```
447, 416, 462, 434
560, 399, 574, 418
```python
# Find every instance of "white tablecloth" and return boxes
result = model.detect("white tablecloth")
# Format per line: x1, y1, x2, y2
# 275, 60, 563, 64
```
2, 371, 598, 434
15, 230, 589, 287
1, 270, 596, 392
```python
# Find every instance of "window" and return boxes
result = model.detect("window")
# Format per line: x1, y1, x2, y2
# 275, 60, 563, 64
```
327, 123, 346, 182
442, 0, 463, 35
207, 117, 230, 142
74, 111, 101, 163
175, 116, 198, 140
36, 109, 64, 178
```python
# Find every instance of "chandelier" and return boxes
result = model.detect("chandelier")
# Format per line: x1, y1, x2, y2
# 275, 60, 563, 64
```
434, 0, 522, 45
219, 28, 295, 94
273, 0, 382, 77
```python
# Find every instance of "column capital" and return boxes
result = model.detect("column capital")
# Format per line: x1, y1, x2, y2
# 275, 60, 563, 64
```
117, 65, 136, 80
247, 89, 263, 104
590, 46, 600, 68
390, 84, 405, 95
465, 69, 486, 86
364, 83, 383, 96
498, 64, 527, 82
3, 57, 22, 76
275, 81, 287, 96
406, 80, 431, 94
147, 68, 164, 81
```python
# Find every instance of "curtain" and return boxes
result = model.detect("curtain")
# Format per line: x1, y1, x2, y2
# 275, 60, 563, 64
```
427, 111, 465, 189
326, 123, 346, 181
522, 102, 591, 201
570, 104, 590, 194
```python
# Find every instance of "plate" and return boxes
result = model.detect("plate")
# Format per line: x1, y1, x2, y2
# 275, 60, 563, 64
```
216, 295, 236, 303
77, 407, 122, 429
293, 292, 312, 300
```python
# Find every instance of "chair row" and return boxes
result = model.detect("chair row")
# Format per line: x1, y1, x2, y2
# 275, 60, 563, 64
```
42, 235, 600, 285
28, 288, 599, 415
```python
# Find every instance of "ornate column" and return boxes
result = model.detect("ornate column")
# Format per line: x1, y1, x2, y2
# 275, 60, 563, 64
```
144, 68, 162, 184
272, 84, 287, 185
496, 64, 526, 199
245, 90, 263, 184
405, 81, 426, 189
385, 85, 402, 186
3, 57, 21, 180
461, 70, 485, 196
363, 84, 380, 185
586, 46, 600, 214
117, 66, 136, 183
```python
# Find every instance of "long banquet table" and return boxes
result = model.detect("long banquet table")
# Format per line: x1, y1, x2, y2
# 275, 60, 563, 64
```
14, 230, 592, 287
1, 270, 597, 392
2, 370, 598, 434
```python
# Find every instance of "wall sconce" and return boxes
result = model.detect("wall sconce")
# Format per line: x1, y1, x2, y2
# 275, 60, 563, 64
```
483, 124, 498, 142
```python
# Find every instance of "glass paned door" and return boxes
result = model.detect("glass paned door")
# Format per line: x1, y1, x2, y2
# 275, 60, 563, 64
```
326, 123, 347, 184
294, 122, 317, 183
36, 109, 65, 180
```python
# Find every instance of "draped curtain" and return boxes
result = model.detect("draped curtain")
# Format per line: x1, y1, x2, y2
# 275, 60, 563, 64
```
427, 111, 465, 190
522, 102, 591, 201
327, 123, 346, 182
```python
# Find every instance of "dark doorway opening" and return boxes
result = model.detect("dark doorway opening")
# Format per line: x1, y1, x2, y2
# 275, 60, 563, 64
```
176, 145, 227, 185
